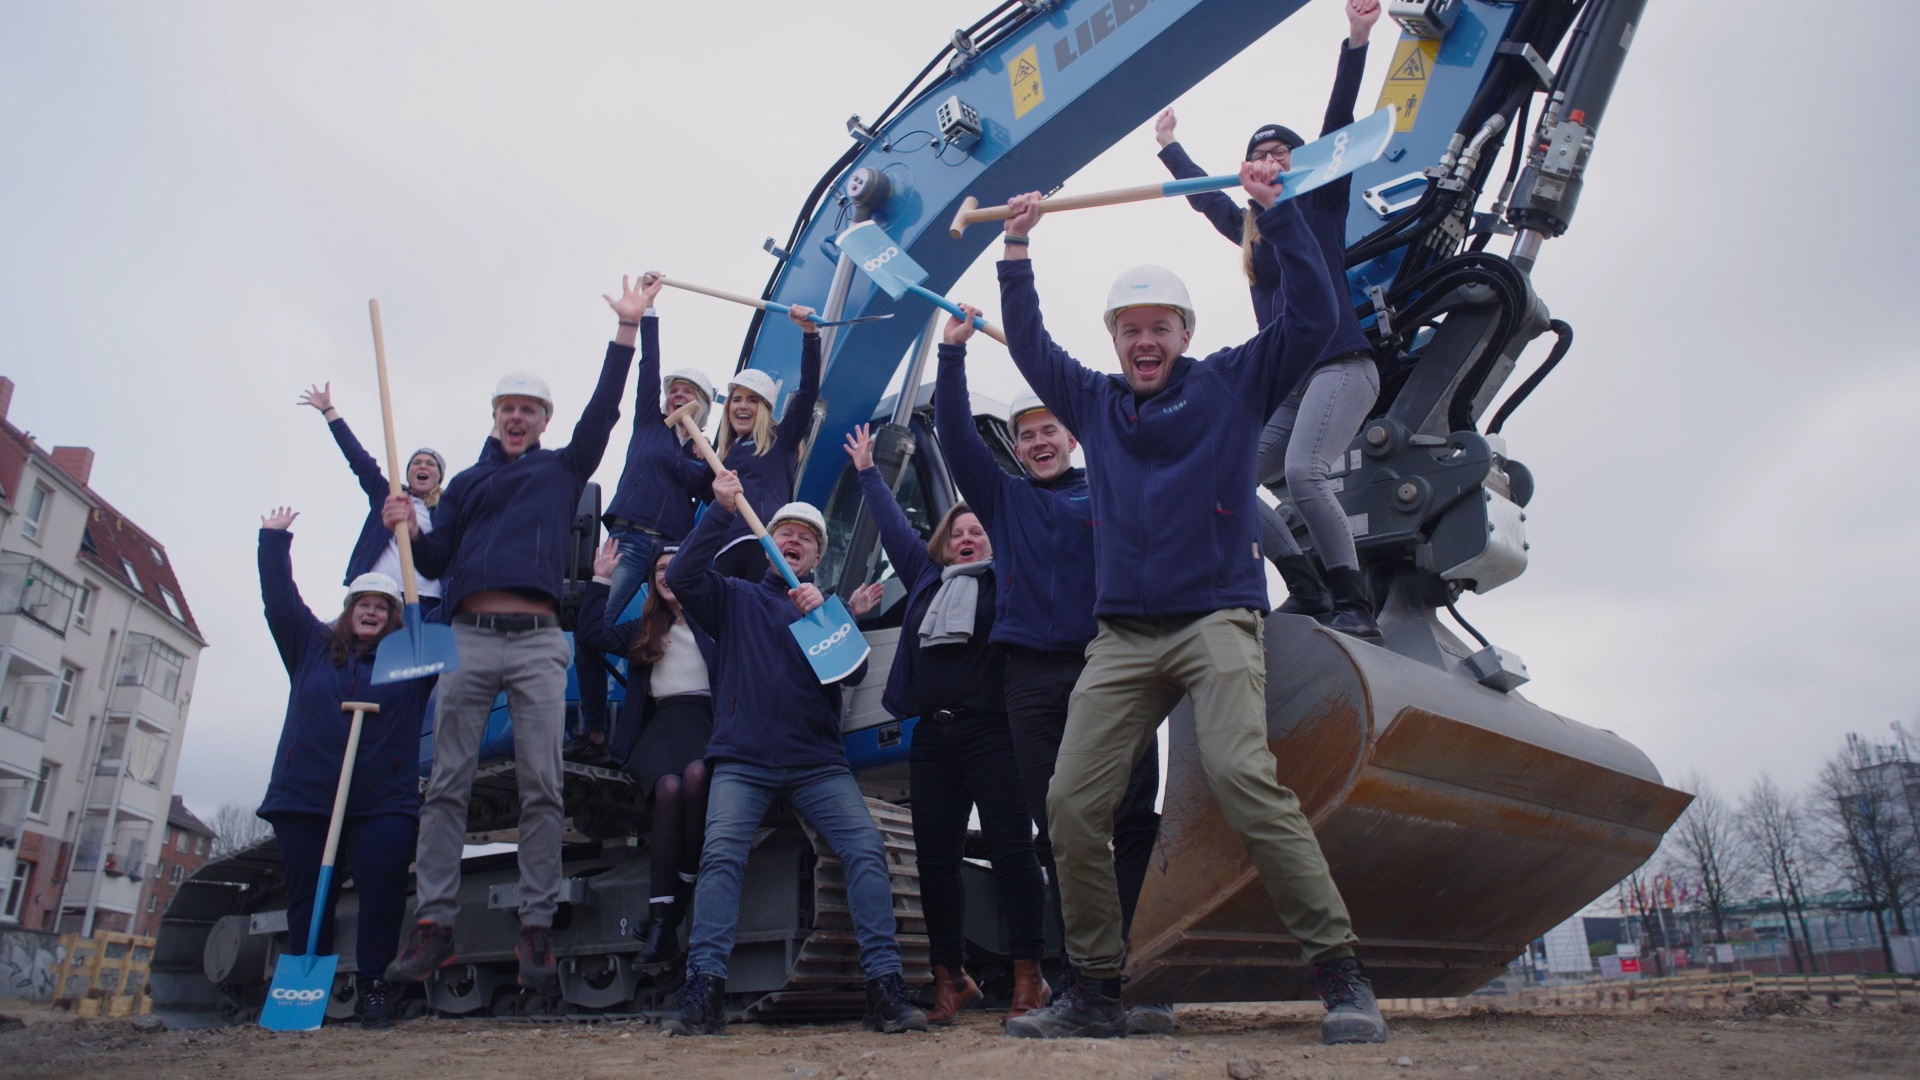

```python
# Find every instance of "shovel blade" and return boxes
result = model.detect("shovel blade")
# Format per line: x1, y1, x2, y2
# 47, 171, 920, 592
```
1278, 105, 1396, 199
790, 596, 870, 684
835, 221, 926, 301
373, 602, 460, 684
259, 952, 338, 1031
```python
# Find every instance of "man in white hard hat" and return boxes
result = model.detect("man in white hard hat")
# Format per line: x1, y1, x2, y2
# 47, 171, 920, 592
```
658, 470, 925, 1036
380, 274, 654, 993
573, 278, 718, 764
991, 162, 1388, 1045
931, 304, 1164, 1029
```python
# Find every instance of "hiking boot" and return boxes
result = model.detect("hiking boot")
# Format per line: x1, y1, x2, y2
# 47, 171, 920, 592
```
924, 965, 981, 1026
1127, 1002, 1175, 1034
863, 971, 929, 1033
633, 900, 685, 967
515, 924, 559, 992
384, 920, 456, 983
1272, 554, 1333, 618
356, 976, 395, 1029
1003, 959, 1051, 1020
659, 970, 727, 1036
562, 734, 610, 766
1322, 566, 1383, 644
1314, 956, 1389, 1044
1003, 968, 1126, 1039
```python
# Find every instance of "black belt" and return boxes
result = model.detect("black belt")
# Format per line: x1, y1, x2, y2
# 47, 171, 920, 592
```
923, 707, 1006, 724
451, 612, 559, 632
605, 516, 665, 536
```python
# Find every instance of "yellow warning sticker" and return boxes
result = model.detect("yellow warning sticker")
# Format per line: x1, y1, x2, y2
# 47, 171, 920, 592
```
1009, 44, 1044, 120
1376, 37, 1439, 132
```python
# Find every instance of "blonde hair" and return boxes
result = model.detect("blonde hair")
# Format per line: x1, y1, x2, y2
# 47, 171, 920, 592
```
715, 391, 775, 458
1239, 206, 1262, 284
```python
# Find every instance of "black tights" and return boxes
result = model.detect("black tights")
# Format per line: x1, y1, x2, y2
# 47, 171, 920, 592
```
649, 760, 711, 902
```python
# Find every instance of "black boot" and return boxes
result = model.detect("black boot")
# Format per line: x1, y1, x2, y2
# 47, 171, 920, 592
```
862, 971, 929, 1033
1322, 566, 1383, 643
356, 976, 395, 1029
1003, 968, 1127, 1039
634, 900, 685, 967
659, 969, 727, 1036
1271, 554, 1333, 617
1313, 956, 1388, 1044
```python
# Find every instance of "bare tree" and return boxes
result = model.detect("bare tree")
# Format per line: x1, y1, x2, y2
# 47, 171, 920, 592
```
1740, 773, 1820, 973
208, 801, 273, 859
1668, 773, 1750, 946
1811, 737, 1920, 972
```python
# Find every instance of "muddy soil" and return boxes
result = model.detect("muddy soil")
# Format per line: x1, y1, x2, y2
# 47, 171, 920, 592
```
3, 1003, 1917, 1080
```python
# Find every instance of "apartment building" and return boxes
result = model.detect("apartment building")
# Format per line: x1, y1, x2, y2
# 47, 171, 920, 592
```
0, 376, 207, 934
134, 796, 215, 937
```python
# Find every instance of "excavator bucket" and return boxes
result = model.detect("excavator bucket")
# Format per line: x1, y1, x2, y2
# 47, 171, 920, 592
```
1127, 612, 1692, 1003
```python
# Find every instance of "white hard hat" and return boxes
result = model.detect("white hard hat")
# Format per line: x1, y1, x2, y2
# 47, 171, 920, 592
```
345, 572, 403, 606
767, 501, 827, 545
726, 369, 781, 412
492, 372, 554, 415
1103, 265, 1196, 336
664, 367, 714, 428
1008, 391, 1053, 427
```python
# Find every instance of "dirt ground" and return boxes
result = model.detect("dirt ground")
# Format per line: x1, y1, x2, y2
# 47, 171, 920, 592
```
4, 1001, 1918, 1080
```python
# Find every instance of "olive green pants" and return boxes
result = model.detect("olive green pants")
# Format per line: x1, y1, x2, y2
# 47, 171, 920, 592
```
1047, 608, 1357, 978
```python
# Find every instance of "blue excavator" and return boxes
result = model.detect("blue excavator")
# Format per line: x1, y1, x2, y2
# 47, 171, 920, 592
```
155, 0, 1690, 1024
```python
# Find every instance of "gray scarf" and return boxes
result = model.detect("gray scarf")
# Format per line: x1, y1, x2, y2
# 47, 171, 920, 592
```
918, 559, 993, 647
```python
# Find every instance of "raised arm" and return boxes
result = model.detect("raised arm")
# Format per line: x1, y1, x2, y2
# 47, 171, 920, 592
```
846, 426, 936, 586
1153, 109, 1248, 244
1326, 0, 1379, 134
257, 512, 326, 675
1214, 168, 1341, 415
633, 306, 663, 423
931, 342, 1012, 528
995, 193, 1104, 436
775, 326, 823, 447
301, 384, 390, 503
559, 275, 660, 481
665, 479, 740, 638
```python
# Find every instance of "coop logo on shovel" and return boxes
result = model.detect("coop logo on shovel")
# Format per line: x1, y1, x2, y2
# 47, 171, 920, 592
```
270, 987, 329, 1003
808, 622, 855, 655
862, 247, 900, 273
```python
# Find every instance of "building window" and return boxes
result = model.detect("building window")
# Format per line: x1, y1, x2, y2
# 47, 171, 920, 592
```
52, 665, 79, 722
0, 554, 80, 635
169, 864, 184, 886
22, 483, 51, 543
159, 587, 185, 622
3, 861, 31, 920
196, 834, 207, 855
120, 558, 142, 594
28, 762, 55, 818
147, 894, 158, 913
73, 583, 95, 629
126, 727, 168, 785
175, 830, 189, 853
150, 546, 165, 566
117, 634, 184, 700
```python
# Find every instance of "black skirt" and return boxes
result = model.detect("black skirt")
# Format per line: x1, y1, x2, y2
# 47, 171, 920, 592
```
626, 694, 714, 800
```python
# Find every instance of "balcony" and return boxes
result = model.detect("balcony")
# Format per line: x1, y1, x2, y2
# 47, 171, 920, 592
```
61, 869, 145, 913
0, 554, 78, 641
86, 769, 164, 821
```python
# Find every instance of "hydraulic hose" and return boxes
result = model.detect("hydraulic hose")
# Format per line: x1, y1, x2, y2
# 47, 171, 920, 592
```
1486, 319, 1573, 434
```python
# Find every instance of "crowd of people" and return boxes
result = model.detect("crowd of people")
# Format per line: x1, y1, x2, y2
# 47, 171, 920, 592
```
251, 0, 1392, 1044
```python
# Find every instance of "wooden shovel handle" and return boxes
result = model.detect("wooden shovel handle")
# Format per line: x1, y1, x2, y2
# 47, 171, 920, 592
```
368, 300, 422, 606
651, 275, 774, 313
665, 401, 769, 536
948, 182, 1169, 238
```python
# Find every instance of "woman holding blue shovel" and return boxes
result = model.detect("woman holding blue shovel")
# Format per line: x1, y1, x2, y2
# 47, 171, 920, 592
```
255, 505, 435, 1028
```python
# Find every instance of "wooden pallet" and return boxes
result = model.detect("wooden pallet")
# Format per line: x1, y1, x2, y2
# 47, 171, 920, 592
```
50, 930, 154, 1016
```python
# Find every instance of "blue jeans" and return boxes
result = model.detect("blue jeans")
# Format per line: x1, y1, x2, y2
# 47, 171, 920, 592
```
686, 760, 901, 980
576, 528, 663, 736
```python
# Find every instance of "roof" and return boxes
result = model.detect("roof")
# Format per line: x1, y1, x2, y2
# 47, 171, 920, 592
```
168, 795, 215, 838
0, 407, 203, 639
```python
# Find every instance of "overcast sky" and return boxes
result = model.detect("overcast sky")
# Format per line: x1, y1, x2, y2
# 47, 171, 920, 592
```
3, 1, 1912, 827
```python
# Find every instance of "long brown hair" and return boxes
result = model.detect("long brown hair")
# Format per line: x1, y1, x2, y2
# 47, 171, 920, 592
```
714, 392, 775, 458
1239, 205, 1262, 283
330, 596, 402, 665
925, 502, 976, 566
626, 550, 680, 666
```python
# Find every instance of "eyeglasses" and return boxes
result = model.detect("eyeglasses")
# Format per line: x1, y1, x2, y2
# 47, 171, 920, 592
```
1247, 147, 1292, 163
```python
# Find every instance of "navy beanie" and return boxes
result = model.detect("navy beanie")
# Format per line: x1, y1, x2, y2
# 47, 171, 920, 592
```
1246, 123, 1305, 157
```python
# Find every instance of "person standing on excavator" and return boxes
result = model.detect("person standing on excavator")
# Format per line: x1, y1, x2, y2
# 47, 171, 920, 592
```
991, 166, 1389, 1045
709, 307, 823, 580
930, 304, 1170, 1034
379, 275, 646, 994
1152, 0, 1386, 643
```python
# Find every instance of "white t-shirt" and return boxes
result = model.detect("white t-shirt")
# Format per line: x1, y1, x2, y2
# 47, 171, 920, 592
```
370, 495, 442, 598
649, 619, 710, 698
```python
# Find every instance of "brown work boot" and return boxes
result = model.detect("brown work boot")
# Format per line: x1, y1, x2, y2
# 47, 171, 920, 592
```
924, 964, 981, 1025
1003, 959, 1051, 1020
515, 923, 559, 992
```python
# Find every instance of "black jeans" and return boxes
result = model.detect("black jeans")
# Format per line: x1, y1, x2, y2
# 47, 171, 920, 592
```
268, 811, 417, 976
909, 710, 1047, 967
1001, 647, 1162, 942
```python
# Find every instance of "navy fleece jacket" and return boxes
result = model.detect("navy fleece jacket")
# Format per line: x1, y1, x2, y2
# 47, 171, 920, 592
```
857, 466, 1005, 719
411, 343, 629, 612
255, 528, 433, 821
931, 347, 1097, 653
574, 579, 718, 765
1158, 40, 1372, 363
603, 315, 711, 537
326, 417, 443, 592
666, 503, 866, 769
716, 332, 821, 549
997, 199, 1338, 619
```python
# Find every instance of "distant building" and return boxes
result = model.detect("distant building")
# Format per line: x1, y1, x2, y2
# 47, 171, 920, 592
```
135, 796, 215, 936
0, 376, 208, 934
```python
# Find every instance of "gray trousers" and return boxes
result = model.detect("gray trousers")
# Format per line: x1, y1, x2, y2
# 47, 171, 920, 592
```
414, 622, 571, 927
1256, 355, 1379, 571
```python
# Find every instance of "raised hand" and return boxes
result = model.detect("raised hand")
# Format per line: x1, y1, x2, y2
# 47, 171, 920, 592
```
712, 469, 743, 512
262, 506, 299, 530
592, 537, 620, 579
843, 423, 876, 470
604, 274, 656, 324
298, 383, 333, 414
1241, 158, 1283, 207
942, 303, 982, 346
1154, 107, 1177, 148
786, 304, 820, 333
1348, 0, 1381, 45
636, 271, 666, 309
788, 582, 824, 616
1005, 191, 1044, 238
846, 581, 885, 617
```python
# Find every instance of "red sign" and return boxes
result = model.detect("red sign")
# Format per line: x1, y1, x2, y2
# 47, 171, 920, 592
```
1619, 957, 1641, 974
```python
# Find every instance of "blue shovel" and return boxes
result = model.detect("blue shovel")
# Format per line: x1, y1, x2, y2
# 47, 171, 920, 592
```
945, 104, 1397, 237
260, 701, 378, 1031
666, 402, 871, 683
367, 299, 460, 685
833, 221, 1010, 345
